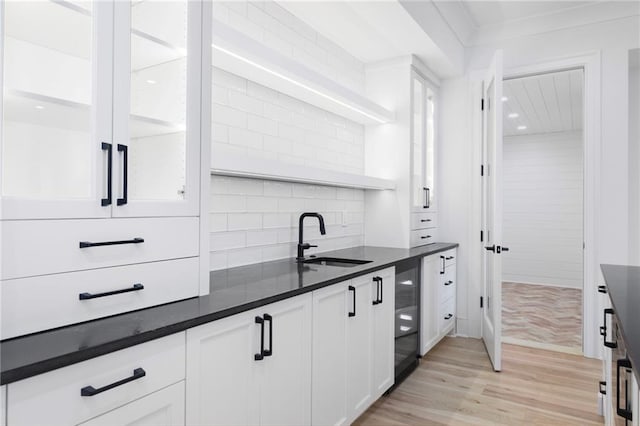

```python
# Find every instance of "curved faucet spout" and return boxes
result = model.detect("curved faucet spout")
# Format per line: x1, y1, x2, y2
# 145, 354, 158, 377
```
297, 213, 326, 261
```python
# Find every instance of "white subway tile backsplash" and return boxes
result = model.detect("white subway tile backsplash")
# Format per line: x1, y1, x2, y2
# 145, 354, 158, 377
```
263, 212, 291, 228
229, 91, 264, 115
210, 231, 247, 251
211, 194, 246, 213
212, 68, 247, 93
212, 104, 247, 128
227, 247, 262, 268
229, 127, 263, 150
212, 123, 229, 143
210, 213, 228, 232
209, 251, 228, 270
263, 135, 292, 154
228, 213, 263, 230
263, 182, 292, 198
246, 229, 279, 246
247, 114, 278, 136
246, 196, 279, 212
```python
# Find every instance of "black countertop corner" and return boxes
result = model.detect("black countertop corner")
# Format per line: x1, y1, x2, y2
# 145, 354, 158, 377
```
0, 243, 457, 385
601, 264, 640, 381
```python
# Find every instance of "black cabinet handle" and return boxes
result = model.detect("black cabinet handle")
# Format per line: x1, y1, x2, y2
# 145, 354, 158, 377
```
444, 314, 453, 320
423, 187, 430, 208
502, 247, 510, 252
254, 316, 264, 361
101, 142, 112, 207
440, 256, 445, 274
79, 238, 144, 248
617, 358, 633, 421
603, 308, 617, 349
378, 277, 383, 304
348, 285, 356, 317
444, 280, 453, 286
485, 245, 496, 252
79, 283, 143, 300
117, 144, 128, 206
445, 256, 454, 260
263, 314, 273, 357
599, 380, 607, 395
81, 368, 146, 397
598, 285, 607, 294
420, 219, 431, 222
372, 277, 382, 305
420, 235, 432, 239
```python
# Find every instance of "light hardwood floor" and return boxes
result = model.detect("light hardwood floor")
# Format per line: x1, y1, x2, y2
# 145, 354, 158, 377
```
354, 337, 602, 426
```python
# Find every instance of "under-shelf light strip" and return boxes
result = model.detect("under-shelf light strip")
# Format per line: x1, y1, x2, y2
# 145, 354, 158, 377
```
212, 44, 388, 124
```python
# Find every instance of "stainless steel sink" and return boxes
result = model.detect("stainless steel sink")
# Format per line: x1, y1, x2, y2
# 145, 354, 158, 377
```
301, 257, 372, 267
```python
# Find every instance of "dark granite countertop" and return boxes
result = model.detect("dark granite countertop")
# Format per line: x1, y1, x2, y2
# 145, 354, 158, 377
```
601, 264, 640, 382
0, 243, 457, 385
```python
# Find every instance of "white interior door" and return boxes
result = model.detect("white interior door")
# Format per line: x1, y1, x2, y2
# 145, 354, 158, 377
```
481, 50, 504, 372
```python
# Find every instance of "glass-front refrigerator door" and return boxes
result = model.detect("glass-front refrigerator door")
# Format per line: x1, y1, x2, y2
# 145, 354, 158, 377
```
1, 0, 113, 219
111, 0, 200, 217
395, 258, 420, 379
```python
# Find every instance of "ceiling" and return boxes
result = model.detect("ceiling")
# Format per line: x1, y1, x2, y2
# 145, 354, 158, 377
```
503, 68, 583, 137
460, 1, 595, 28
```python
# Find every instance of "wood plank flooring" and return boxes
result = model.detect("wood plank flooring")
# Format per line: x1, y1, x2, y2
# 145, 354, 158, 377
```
503, 282, 582, 351
354, 337, 602, 426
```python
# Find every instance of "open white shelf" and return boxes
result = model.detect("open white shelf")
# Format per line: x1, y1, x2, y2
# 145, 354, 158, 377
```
211, 150, 395, 190
211, 18, 395, 125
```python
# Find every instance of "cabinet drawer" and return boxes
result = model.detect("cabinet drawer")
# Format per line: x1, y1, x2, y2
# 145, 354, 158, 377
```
410, 213, 438, 230
1, 258, 199, 339
1, 217, 199, 280
439, 249, 457, 269
438, 267, 456, 305
410, 229, 438, 247
438, 298, 456, 334
77, 381, 185, 426
8, 333, 185, 426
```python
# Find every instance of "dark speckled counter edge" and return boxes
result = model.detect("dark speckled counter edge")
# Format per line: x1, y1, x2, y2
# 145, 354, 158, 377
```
0, 243, 457, 385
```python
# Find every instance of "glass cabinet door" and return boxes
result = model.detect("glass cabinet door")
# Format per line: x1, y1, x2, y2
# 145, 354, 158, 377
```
1, 0, 112, 219
411, 74, 425, 211
425, 85, 436, 211
112, 0, 200, 217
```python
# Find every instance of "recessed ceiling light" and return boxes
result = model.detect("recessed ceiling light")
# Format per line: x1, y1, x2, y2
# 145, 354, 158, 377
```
35, 105, 44, 110
508, 112, 519, 118
146, 79, 157, 85
517, 125, 527, 130
501, 96, 508, 102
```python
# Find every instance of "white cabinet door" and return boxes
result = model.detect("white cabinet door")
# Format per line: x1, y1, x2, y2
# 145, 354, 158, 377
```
111, 0, 200, 217
346, 274, 374, 423
78, 381, 185, 426
259, 294, 312, 426
371, 268, 395, 399
312, 283, 348, 426
632, 374, 639, 426
1, 0, 113, 220
186, 308, 260, 426
420, 254, 440, 356
1, 385, 5, 426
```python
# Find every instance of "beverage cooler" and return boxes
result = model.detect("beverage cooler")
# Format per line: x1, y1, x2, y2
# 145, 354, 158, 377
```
394, 258, 421, 385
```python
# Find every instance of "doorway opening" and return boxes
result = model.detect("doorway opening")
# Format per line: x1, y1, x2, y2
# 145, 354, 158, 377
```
500, 68, 585, 354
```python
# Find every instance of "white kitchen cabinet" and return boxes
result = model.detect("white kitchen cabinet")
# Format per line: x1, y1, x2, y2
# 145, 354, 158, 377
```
371, 267, 395, 400
78, 381, 185, 426
186, 293, 312, 426
420, 249, 457, 356
632, 374, 639, 426
1, 0, 203, 220
7, 333, 185, 426
1, 385, 5, 426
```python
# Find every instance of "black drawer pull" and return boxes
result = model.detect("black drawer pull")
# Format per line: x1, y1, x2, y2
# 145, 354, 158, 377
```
372, 276, 382, 305
117, 144, 128, 206
445, 256, 454, 260
348, 285, 356, 317
79, 238, 144, 248
263, 314, 273, 357
599, 380, 607, 395
101, 142, 112, 207
421, 235, 432, 239
444, 280, 453, 286
444, 314, 453, 320
255, 316, 264, 361
603, 308, 617, 349
439, 256, 445, 274
79, 283, 144, 300
420, 219, 432, 222
617, 358, 633, 420
81, 368, 146, 397
598, 285, 607, 294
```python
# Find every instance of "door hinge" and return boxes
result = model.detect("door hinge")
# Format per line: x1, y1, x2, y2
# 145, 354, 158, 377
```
480, 296, 484, 308
481, 98, 484, 111
480, 230, 484, 242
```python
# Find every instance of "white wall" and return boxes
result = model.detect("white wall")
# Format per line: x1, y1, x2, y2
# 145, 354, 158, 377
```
439, 14, 639, 349
629, 50, 640, 266
209, 0, 368, 270
502, 131, 583, 288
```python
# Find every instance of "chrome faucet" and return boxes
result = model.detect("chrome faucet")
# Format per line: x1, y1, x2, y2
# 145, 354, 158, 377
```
296, 212, 326, 261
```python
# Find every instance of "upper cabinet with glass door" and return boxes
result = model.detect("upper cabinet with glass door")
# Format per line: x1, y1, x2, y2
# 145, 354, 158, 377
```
0, 0, 201, 220
410, 69, 437, 213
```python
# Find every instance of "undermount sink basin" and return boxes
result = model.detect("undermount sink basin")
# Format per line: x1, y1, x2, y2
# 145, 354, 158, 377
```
302, 257, 372, 267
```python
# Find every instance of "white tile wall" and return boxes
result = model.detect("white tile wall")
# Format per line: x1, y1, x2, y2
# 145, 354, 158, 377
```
209, 176, 365, 270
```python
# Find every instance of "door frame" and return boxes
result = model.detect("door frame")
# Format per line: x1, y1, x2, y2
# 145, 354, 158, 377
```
482, 52, 601, 359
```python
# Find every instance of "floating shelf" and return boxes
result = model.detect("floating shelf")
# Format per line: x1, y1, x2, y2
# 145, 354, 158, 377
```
211, 150, 395, 190
211, 18, 395, 125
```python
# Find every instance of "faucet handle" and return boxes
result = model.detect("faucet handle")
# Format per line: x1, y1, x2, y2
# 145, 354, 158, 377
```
303, 243, 317, 249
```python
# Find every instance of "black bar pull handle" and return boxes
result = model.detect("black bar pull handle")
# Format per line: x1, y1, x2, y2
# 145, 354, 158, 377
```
423, 187, 430, 209
372, 277, 381, 305
117, 144, 128, 206
254, 316, 264, 361
79, 238, 144, 248
101, 142, 112, 206
444, 280, 453, 286
617, 358, 633, 420
378, 277, 383, 304
444, 314, 453, 320
263, 314, 273, 357
420, 235, 432, 239
348, 285, 356, 317
420, 219, 432, 223
79, 283, 143, 300
603, 308, 617, 349
81, 368, 146, 397
598, 285, 607, 294
599, 380, 607, 395
440, 256, 445, 274
445, 256, 454, 260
